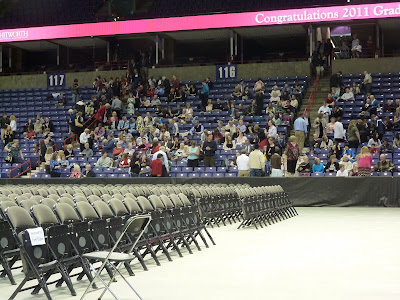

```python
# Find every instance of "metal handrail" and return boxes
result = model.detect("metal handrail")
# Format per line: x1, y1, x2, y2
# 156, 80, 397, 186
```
64, 134, 77, 150
9, 160, 32, 178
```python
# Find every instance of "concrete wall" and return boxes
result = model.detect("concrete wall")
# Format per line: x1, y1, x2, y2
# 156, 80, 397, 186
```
332, 57, 400, 74
0, 70, 128, 90
148, 61, 311, 81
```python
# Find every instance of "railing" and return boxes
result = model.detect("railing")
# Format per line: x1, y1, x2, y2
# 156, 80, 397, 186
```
64, 134, 78, 150
304, 76, 320, 115
83, 115, 96, 129
9, 160, 32, 178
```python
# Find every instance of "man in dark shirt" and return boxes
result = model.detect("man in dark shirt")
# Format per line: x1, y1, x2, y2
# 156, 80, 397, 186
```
202, 134, 217, 167
330, 71, 343, 90
83, 164, 96, 178
150, 153, 164, 177
0, 113, 10, 142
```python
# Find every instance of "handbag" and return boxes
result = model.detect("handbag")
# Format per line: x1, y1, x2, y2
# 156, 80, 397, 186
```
4, 152, 13, 163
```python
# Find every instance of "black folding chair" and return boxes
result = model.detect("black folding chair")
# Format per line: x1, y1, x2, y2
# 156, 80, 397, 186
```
81, 215, 152, 300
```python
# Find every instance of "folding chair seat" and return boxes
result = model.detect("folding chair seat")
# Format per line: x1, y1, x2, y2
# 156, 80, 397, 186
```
0, 201, 19, 285
74, 195, 88, 203
5, 206, 76, 299
58, 197, 75, 207
80, 215, 152, 300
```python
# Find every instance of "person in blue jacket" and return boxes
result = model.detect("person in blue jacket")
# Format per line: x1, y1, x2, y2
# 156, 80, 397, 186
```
312, 157, 325, 173
200, 79, 209, 110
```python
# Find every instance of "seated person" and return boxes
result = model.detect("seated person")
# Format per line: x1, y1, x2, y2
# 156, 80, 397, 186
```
109, 112, 118, 130
324, 155, 340, 173
312, 157, 325, 173
96, 151, 112, 168
342, 145, 355, 159
340, 88, 355, 101
320, 135, 333, 149
229, 152, 240, 167
81, 143, 94, 157
119, 153, 131, 168
325, 93, 335, 107
311, 133, 321, 149
383, 99, 395, 113
189, 120, 204, 136
231, 86, 242, 99
59, 154, 70, 168
140, 96, 150, 107
64, 144, 75, 158
246, 100, 257, 116
297, 156, 311, 173
373, 154, 396, 172
70, 164, 82, 178
336, 164, 349, 177
269, 86, 281, 103
380, 138, 393, 154
214, 98, 223, 110
94, 123, 105, 141
341, 155, 353, 172
24, 127, 36, 140
332, 106, 343, 119
150, 95, 161, 107
83, 164, 96, 177
113, 141, 125, 158
117, 116, 130, 131
206, 99, 213, 112
223, 134, 236, 150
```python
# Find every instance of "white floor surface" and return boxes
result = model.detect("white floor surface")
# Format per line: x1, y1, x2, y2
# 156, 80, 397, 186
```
2, 207, 400, 300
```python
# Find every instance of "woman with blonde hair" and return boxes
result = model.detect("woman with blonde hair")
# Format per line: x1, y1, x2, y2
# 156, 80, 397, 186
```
347, 119, 361, 149
9, 115, 17, 132
44, 147, 54, 174
356, 146, 372, 176
70, 165, 82, 178
3, 125, 14, 145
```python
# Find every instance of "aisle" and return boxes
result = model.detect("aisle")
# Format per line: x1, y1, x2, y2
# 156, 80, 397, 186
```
3, 207, 400, 300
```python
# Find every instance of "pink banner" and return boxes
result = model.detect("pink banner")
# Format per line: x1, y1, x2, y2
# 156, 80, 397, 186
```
1, 2, 400, 43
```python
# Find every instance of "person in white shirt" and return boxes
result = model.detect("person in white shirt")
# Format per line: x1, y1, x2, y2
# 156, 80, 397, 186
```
79, 128, 91, 151
266, 120, 278, 140
336, 164, 348, 177
318, 102, 331, 123
340, 87, 354, 101
333, 117, 346, 142
152, 146, 169, 173
236, 150, 249, 177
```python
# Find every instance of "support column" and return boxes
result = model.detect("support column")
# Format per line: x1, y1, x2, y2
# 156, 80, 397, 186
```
155, 35, 159, 65
92, 37, 96, 64
230, 34, 234, 62
8, 47, 11, 68
0, 45, 2, 72
234, 32, 238, 56
107, 41, 110, 62
240, 36, 244, 64
56, 45, 60, 66
381, 30, 384, 57
309, 24, 313, 59
161, 37, 165, 61
375, 23, 380, 58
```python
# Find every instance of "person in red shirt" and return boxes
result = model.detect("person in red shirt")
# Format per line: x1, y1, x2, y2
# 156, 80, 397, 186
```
325, 93, 335, 107
150, 153, 164, 177
119, 153, 130, 168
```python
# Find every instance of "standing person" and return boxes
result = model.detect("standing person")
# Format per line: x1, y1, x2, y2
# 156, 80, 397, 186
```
0, 113, 10, 142
248, 144, 265, 177
130, 152, 141, 177
236, 149, 249, 177
72, 79, 80, 103
187, 141, 200, 168
111, 96, 123, 120
4, 139, 24, 163
284, 136, 300, 176
202, 134, 217, 167
150, 153, 164, 177
152, 146, 169, 175
253, 78, 265, 116
200, 79, 209, 110
362, 71, 372, 95
347, 120, 361, 149
357, 146, 373, 177
334, 117, 346, 142
270, 148, 284, 177
294, 113, 307, 153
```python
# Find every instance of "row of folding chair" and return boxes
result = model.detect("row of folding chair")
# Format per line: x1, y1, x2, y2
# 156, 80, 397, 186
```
0, 190, 214, 299
237, 185, 297, 229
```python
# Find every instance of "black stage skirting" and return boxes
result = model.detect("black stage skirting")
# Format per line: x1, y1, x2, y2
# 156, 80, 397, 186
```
0, 177, 398, 207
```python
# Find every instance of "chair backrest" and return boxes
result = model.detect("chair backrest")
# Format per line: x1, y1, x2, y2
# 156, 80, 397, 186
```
178, 193, 192, 206
0, 201, 17, 219
60, 193, 74, 200
74, 195, 88, 203
169, 194, 184, 207
40, 198, 57, 210
148, 195, 165, 210
123, 198, 143, 214
31, 204, 59, 228
137, 196, 154, 212
101, 194, 112, 202
37, 189, 48, 197
19, 200, 38, 212
93, 201, 114, 219
159, 195, 175, 209
5, 206, 36, 233
75, 201, 99, 221
112, 194, 124, 201
87, 195, 102, 204
47, 194, 59, 201
125, 215, 152, 235
54, 203, 80, 224
59, 197, 75, 207
109, 199, 129, 216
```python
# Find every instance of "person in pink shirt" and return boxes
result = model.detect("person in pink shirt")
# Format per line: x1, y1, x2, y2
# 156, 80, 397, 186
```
357, 146, 372, 176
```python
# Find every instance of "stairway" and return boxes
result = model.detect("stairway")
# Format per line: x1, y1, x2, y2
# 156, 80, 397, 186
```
290, 77, 330, 139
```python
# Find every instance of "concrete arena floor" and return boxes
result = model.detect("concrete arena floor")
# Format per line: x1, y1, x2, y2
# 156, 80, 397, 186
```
2, 207, 400, 300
